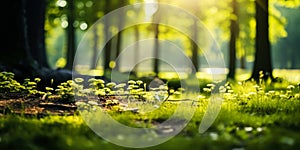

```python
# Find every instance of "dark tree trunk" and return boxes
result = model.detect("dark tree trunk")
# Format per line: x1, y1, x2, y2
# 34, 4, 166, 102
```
65, 0, 76, 70
227, 0, 239, 80
240, 54, 246, 69
114, 0, 126, 71
191, 18, 199, 72
114, 32, 123, 71
0, 0, 31, 66
153, 23, 160, 77
90, 2, 100, 70
0, 0, 74, 89
103, 0, 112, 73
91, 27, 99, 69
26, 0, 49, 68
250, 0, 273, 81
103, 35, 112, 73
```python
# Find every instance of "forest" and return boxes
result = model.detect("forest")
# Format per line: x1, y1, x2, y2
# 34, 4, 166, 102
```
1, 0, 300, 149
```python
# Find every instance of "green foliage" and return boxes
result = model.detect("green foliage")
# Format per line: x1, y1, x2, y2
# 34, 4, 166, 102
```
22, 78, 44, 95
0, 72, 25, 93
55, 80, 76, 102
220, 80, 300, 115
275, 0, 300, 8
1, 70, 300, 149
0, 72, 45, 96
44, 0, 300, 72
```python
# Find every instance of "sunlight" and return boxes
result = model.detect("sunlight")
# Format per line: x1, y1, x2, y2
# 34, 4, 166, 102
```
85, 1, 93, 8
200, 68, 228, 75
2, 0, 300, 149
56, 0, 67, 7
79, 22, 88, 30
144, 0, 158, 21
61, 20, 68, 28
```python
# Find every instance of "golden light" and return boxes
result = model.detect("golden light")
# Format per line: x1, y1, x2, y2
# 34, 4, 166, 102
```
61, 20, 68, 28
56, 0, 67, 7
144, 0, 158, 21
80, 22, 88, 30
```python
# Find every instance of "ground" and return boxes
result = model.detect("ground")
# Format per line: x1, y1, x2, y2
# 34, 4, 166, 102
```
1, 70, 300, 150
0, 94, 77, 117
0, 93, 145, 117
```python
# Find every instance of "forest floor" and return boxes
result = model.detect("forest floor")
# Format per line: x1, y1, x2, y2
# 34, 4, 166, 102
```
1, 70, 300, 150
0, 94, 77, 117
0, 93, 142, 117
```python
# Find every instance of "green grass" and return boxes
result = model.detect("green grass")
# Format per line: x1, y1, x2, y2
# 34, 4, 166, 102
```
1, 70, 300, 149
1, 100, 300, 150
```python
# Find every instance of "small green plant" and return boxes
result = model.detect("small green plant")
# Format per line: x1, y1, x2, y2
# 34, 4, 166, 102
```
22, 78, 44, 95
42, 87, 54, 100
88, 78, 107, 96
0, 72, 45, 97
217, 78, 300, 115
55, 80, 76, 103
0, 72, 25, 93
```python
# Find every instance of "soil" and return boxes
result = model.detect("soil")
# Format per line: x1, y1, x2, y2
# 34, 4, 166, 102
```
0, 93, 78, 117
0, 93, 191, 136
0, 93, 141, 117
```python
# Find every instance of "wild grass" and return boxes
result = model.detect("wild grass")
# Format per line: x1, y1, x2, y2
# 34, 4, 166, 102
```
1, 70, 300, 149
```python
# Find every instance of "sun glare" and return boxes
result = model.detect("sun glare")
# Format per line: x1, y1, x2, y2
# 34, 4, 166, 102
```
144, 0, 158, 21
80, 22, 88, 30
56, 0, 67, 7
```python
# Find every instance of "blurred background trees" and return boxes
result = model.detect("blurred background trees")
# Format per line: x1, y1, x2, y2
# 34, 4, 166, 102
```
0, 0, 300, 83
46, 0, 300, 79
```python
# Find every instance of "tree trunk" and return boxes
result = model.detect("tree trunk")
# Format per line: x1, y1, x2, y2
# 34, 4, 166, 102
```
133, 26, 140, 73
0, 0, 74, 89
191, 18, 199, 72
153, 3, 161, 77
91, 27, 99, 69
103, 0, 112, 73
227, 0, 239, 80
114, 32, 123, 71
240, 54, 246, 69
250, 0, 273, 81
0, 0, 31, 66
114, 1, 125, 71
103, 34, 112, 73
65, 0, 76, 70
153, 23, 160, 76
90, 2, 101, 70
26, 0, 49, 68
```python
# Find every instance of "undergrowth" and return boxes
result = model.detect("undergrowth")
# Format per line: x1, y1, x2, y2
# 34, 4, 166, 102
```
1, 71, 300, 149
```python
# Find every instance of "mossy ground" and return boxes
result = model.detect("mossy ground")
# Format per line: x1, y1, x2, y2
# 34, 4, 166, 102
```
1, 70, 300, 150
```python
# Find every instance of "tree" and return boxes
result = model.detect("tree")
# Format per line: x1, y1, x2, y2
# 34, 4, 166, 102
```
91, 26, 99, 69
153, 23, 160, 76
103, 0, 113, 74
114, 0, 126, 71
274, 5, 300, 69
189, 0, 201, 73
133, 25, 140, 73
0, 0, 73, 88
26, 0, 49, 68
191, 20, 199, 72
250, 0, 273, 81
1, 0, 36, 66
227, 0, 239, 79
153, 2, 161, 76
64, 0, 76, 70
